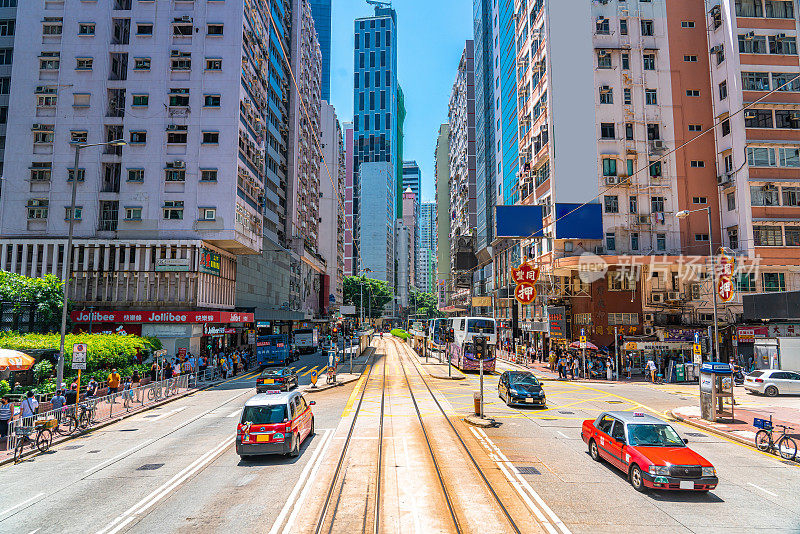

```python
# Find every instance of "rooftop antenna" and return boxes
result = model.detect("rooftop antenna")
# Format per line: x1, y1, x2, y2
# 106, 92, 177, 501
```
366, 0, 392, 9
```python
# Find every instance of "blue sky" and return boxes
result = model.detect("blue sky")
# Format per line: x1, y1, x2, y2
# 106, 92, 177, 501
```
328, 0, 473, 203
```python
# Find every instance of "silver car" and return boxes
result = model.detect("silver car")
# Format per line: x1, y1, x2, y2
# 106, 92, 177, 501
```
744, 369, 800, 396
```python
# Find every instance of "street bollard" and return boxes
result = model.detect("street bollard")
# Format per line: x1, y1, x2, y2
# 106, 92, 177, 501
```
473, 391, 481, 416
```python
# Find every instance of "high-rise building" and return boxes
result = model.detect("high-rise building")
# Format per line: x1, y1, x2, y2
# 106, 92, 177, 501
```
419, 201, 437, 292
473, 0, 495, 253
402, 160, 421, 201
317, 101, 345, 311
448, 41, 476, 310
0, 0, 298, 351
434, 124, 451, 305
309, 0, 332, 101
493, 0, 518, 206
402, 160, 421, 287
343, 121, 355, 276
0, 1, 15, 185
353, 5, 398, 281
401, 187, 417, 295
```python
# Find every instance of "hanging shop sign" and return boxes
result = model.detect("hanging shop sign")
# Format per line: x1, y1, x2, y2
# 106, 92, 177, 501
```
71, 310, 253, 324
155, 258, 192, 272
512, 261, 540, 305
199, 248, 222, 276
717, 254, 735, 303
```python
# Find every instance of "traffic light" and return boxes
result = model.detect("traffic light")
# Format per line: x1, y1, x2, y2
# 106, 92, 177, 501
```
474, 336, 487, 360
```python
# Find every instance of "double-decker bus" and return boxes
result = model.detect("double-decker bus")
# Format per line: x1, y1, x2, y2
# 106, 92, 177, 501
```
427, 318, 449, 353
446, 317, 497, 372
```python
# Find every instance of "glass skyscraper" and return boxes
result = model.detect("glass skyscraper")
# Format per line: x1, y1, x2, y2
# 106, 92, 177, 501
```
309, 0, 332, 100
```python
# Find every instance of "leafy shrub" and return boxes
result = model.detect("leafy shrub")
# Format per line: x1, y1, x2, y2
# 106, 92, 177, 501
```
390, 328, 409, 340
33, 360, 54, 384
0, 380, 9, 397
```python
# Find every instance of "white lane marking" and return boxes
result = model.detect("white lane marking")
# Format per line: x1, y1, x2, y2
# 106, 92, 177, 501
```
84, 440, 156, 474
97, 435, 234, 534
556, 431, 573, 440
280, 429, 337, 534
471, 427, 572, 534
748, 482, 779, 497
147, 406, 187, 422
226, 408, 241, 418
402, 436, 422, 534
27, 529, 40, 534
0, 493, 45, 519
267, 429, 333, 534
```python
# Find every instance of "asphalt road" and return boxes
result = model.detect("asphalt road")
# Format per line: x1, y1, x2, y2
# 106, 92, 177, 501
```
437, 359, 800, 533
0, 361, 358, 534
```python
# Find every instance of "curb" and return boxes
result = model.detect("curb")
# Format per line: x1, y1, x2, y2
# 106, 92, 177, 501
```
464, 414, 495, 428
302, 374, 361, 393
407, 352, 466, 380
667, 409, 755, 448
1, 378, 227, 466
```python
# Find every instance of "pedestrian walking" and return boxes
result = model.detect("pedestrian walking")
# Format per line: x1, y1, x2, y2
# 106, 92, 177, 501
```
19, 391, 38, 421
86, 378, 99, 398
572, 357, 579, 380
646, 358, 657, 383
122, 377, 133, 409
0, 397, 11, 439
132, 370, 141, 401
150, 361, 159, 382
107, 369, 121, 394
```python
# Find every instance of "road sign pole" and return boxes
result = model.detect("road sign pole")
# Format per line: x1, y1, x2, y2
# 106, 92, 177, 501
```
75, 369, 81, 404
479, 358, 484, 418
614, 327, 619, 381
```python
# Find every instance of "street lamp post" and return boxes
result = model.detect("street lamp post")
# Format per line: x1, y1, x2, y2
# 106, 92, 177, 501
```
676, 207, 721, 361
56, 139, 126, 388
359, 268, 373, 330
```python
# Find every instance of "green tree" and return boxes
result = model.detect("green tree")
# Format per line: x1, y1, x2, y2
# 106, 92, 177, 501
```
0, 271, 67, 331
343, 276, 394, 319
409, 289, 443, 319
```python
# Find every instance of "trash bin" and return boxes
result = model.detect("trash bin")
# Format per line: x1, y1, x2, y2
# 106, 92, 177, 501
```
473, 391, 481, 416
676, 364, 685, 383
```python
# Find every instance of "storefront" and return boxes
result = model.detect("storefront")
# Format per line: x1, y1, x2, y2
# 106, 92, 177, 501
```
736, 324, 800, 370
622, 340, 696, 381
71, 310, 254, 356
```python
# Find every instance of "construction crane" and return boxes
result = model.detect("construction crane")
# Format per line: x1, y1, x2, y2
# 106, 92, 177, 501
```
366, 0, 392, 8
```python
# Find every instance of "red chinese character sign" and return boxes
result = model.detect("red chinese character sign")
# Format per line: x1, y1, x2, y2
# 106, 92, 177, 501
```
717, 254, 735, 303
512, 261, 539, 305
515, 283, 537, 305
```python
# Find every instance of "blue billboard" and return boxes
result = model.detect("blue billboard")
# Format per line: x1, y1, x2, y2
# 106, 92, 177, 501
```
554, 203, 603, 239
495, 205, 545, 238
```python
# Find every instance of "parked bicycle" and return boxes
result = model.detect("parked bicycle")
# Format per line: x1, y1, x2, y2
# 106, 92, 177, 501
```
755, 416, 797, 461
55, 401, 97, 436
13, 419, 56, 463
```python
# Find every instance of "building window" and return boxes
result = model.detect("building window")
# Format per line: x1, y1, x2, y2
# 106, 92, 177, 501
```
783, 186, 800, 206
766, 0, 795, 18
656, 233, 666, 251
645, 89, 657, 105
204, 94, 221, 107
695, 233, 709, 242
64, 206, 82, 221
762, 272, 786, 292
775, 110, 800, 129
200, 169, 218, 182
651, 196, 665, 213
199, 207, 216, 221
76, 57, 93, 70
42, 19, 63, 36
686, 89, 700, 97
629, 196, 638, 213
728, 226, 739, 249
600, 123, 615, 139
625, 123, 634, 140
643, 53, 655, 70
133, 57, 151, 70
769, 35, 797, 55
690, 160, 705, 168
597, 50, 612, 68
70, 130, 88, 144
773, 72, 800, 91
127, 168, 144, 182
737, 272, 756, 292
640, 20, 654, 36
30, 162, 52, 182
202, 131, 219, 144
681, 21, 695, 28
129, 130, 147, 144
599, 86, 613, 104
608, 313, 639, 325
688, 124, 702, 132
693, 196, 708, 204
163, 200, 184, 220
124, 207, 142, 221
719, 80, 728, 100
168, 89, 188, 107
647, 123, 660, 140
207, 24, 224, 36
605, 232, 616, 251
132, 94, 149, 107
721, 119, 730, 136
739, 34, 768, 54
753, 225, 783, 246
0, 48, 11, 66
620, 19, 628, 35
173, 23, 192, 37
205, 58, 222, 71
604, 195, 619, 213
136, 23, 153, 35
596, 17, 610, 34
745, 109, 773, 128
684, 55, 698, 62
630, 232, 639, 251
39, 52, 60, 70
166, 125, 187, 144
165, 162, 186, 181
785, 226, 800, 246
602, 158, 617, 177
621, 52, 630, 70
0, 19, 14, 36
747, 147, 777, 167
67, 168, 85, 182
36, 87, 58, 108
751, 185, 780, 206
649, 161, 662, 177
742, 71, 771, 91
26, 199, 49, 220
33, 125, 55, 144
736, 0, 763, 17
78, 23, 95, 35
727, 191, 736, 210
171, 52, 191, 71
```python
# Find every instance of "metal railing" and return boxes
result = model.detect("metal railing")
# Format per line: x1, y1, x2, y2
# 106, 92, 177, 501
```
6, 374, 190, 450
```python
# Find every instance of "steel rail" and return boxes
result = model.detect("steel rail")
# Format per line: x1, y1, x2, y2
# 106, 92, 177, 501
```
392, 338, 522, 534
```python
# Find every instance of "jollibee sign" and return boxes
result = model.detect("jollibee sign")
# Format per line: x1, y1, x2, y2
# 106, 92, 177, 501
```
71, 310, 254, 324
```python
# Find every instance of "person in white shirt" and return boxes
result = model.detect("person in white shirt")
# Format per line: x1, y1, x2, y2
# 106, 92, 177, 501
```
647, 359, 657, 383
19, 391, 39, 420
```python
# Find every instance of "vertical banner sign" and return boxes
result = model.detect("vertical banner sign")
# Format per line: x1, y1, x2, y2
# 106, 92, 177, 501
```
717, 254, 735, 303
510, 261, 540, 305
71, 343, 87, 370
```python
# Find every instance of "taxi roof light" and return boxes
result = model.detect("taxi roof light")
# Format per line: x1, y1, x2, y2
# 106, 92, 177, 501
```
633, 412, 645, 417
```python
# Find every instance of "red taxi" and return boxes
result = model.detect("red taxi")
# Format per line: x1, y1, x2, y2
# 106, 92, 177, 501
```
236, 391, 315, 459
581, 411, 718, 492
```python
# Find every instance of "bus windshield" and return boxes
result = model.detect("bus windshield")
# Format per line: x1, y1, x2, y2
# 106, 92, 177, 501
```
467, 319, 495, 334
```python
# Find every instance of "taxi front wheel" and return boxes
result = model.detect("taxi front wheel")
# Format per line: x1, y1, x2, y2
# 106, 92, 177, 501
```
629, 465, 645, 493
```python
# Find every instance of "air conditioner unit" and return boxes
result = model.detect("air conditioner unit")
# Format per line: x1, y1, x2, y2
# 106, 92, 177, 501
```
717, 173, 732, 185
777, 33, 787, 39
667, 291, 681, 301
644, 326, 655, 336
31, 123, 44, 130
638, 214, 650, 224
594, 245, 604, 255
598, 50, 608, 57
600, 85, 611, 93
605, 176, 618, 185
173, 160, 185, 168
170, 50, 181, 57
644, 313, 654, 323
745, 31, 756, 39
651, 292, 664, 303
690, 283, 701, 300
181, 15, 192, 22
651, 140, 665, 150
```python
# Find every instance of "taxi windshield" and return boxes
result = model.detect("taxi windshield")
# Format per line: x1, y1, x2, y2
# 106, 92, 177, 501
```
627, 423, 684, 447
241, 405, 287, 424
509, 373, 539, 386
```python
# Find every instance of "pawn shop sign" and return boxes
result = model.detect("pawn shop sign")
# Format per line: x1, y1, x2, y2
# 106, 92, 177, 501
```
717, 276, 735, 303
511, 261, 540, 285
514, 283, 537, 305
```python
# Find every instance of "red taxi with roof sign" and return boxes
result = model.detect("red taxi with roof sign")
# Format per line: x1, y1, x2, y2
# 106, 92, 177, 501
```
581, 411, 718, 492
236, 390, 315, 458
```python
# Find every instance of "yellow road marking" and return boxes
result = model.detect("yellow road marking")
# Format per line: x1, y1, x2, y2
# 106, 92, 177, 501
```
301, 366, 318, 377
295, 366, 307, 374
341, 365, 370, 417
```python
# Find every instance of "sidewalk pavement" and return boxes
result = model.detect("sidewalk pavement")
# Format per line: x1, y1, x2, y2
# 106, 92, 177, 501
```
501, 357, 654, 385
302, 346, 376, 393
670, 403, 800, 449
406, 344, 465, 380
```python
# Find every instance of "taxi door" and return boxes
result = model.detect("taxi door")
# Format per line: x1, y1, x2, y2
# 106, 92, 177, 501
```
595, 415, 616, 463
607, 419, 628, 470
292, 396, 310, 441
